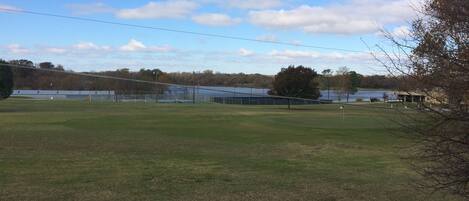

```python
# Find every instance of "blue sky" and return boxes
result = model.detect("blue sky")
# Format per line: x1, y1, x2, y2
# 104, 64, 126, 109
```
0, 0, 420, 75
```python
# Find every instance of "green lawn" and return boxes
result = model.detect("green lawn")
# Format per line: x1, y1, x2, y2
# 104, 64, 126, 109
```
0, 100, 459, 200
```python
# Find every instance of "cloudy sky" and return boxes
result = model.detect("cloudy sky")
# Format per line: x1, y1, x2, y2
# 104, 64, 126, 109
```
0, 0, 420, 74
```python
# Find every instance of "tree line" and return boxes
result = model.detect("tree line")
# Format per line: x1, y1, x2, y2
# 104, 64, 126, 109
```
1, 59, 274, 94
2, 60, 167, 95
0, 59, 401, 94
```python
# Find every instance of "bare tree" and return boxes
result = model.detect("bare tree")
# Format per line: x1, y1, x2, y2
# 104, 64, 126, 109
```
335, 67, 361, 102
375, 0, 469, 198
335, 67, 349, 102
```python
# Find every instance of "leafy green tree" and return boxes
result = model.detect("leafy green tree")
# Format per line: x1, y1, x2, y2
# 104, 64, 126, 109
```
269, 65, 320, 99
0, 60, 14, 100
348, 71, 362, 95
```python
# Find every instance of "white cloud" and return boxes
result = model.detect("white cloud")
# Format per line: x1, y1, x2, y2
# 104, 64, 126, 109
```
6, 44, 30, 54
375, 25, 412, 38
66, 3, 115, 15
73, 42, 111, 51
269, 50, 320, 59
116, 1, 198, 19
249, 0, 422, 34
3, 40, 173, 57
239, 48, 254, 56
290, 40, 302, 46
223, 0, 282, 9
256, 34, 277, 42
74, 42, 99, 50
390, 25, 411, 38
45, 48, 67, 54
147, 45, 174, 52
0, 4, 21, 12
192, 13, 241, 26
119, 39, 174, 52
268, 49, 373, 61
120, 39, 147, 51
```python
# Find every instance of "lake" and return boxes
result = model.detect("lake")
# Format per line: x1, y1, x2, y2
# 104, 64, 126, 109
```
12, 87, 396, 102
184, 86, 395, 102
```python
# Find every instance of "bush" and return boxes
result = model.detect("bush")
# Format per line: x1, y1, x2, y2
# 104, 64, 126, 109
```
370, 98, 380, 102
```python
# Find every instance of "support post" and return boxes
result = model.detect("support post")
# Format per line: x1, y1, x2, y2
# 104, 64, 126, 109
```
192, 86, 196, 104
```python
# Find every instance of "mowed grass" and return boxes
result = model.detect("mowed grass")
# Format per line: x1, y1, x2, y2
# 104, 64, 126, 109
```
0, 100, 460, 201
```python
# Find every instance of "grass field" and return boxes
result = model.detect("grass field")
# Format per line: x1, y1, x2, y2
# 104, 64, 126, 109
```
0, 100, 460, 201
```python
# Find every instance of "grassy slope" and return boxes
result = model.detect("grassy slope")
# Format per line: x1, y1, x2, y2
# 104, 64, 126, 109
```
0, 100, 460, 201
